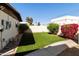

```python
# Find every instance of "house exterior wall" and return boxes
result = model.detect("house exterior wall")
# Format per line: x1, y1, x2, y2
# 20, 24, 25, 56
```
0, 10, 19, 50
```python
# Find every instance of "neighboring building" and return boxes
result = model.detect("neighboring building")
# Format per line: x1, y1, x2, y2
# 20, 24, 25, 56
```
51, 15, 79, 35
51, 15, 79, 25
0, 3, 22, 50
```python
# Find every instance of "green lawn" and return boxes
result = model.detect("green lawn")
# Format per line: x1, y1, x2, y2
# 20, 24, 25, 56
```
16, 32, 64, 55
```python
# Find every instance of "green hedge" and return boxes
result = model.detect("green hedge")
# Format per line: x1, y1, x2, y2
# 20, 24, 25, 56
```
47, 23, 59, 34
18, 24, 29, 34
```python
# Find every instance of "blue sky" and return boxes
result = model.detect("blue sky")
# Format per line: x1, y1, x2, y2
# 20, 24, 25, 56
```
11, 3, 79, 24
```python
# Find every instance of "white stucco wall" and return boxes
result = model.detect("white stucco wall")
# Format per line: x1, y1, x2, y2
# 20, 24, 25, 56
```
26, 26, 49, 33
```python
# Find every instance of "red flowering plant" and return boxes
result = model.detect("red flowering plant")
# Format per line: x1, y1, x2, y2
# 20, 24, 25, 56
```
61, 24, 78, 39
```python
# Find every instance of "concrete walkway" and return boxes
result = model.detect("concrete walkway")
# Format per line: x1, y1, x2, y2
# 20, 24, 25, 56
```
26, 39, 78, 56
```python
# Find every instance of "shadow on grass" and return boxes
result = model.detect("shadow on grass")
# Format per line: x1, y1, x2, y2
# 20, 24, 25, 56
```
15, 49, 38, 56
19, 32, 35, 46
18, 23, 35, 46
16, 24, 36, 56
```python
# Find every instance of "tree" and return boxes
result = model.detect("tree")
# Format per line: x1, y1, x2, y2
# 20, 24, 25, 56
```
26, 17, 33, 25
38, 22, 41, 26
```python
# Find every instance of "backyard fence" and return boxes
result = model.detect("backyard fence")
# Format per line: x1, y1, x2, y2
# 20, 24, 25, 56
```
26, 26, 49, 33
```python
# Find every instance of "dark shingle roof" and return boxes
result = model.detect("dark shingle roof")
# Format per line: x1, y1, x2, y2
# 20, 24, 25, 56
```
0, 3, 22, 21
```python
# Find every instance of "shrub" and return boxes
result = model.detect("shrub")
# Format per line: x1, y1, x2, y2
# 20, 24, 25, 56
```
18, 24, 29, 34
61, 24, 78, 39
47, 23, 59, 34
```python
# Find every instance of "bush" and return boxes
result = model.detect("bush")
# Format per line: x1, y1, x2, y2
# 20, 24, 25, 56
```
47, 23, 59, 34
61, 24, 78, 39
18, 24, 29, 34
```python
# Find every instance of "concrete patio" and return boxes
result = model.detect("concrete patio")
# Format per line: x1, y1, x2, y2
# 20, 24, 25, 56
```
26, 39, 78, 56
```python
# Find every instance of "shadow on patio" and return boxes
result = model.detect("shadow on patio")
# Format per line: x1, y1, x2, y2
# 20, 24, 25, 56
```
58, 45, 79, 56
25, 44, 69, 56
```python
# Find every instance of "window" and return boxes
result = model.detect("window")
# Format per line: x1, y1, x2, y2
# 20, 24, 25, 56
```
6, 21, 9, 29
1, 20, 4, 25
9, 21, 11, 29
16, 24, 18, 28
3, 38, 5, 42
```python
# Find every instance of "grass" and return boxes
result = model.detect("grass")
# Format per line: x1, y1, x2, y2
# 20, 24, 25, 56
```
16, 32, 64, 55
